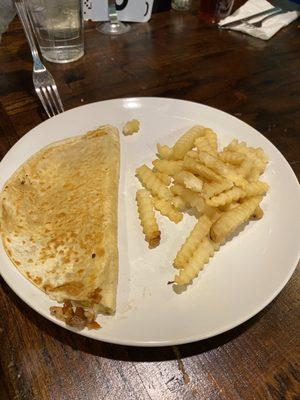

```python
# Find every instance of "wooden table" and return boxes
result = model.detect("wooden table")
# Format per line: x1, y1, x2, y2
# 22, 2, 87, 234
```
0, 6, 299, 400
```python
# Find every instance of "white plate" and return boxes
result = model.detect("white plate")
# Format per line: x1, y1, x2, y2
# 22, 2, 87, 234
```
0, 98, 299, 347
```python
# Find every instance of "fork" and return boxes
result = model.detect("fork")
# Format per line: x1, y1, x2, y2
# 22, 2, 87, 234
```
14, 0, 64, 118
245, 8, 285, 28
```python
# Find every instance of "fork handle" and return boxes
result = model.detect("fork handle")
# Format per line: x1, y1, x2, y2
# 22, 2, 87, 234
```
255, 9, 285, 25
15, 1, 43, 66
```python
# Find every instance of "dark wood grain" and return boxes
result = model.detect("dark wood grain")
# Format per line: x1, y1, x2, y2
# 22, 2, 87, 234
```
0, 7, 299, 400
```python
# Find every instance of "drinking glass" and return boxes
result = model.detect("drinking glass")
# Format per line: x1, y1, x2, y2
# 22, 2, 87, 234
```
25, 0, 84, 63
198, 0, 235, 23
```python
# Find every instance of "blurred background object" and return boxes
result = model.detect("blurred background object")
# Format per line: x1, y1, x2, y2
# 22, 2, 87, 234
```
271, 0, 300, 9
0, 0, 15, 42
172, 0, 192, 11
198, 0, 235, 23
152, 0, 172, 12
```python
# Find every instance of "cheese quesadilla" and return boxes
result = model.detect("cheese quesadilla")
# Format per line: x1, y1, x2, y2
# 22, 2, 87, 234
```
0, 125, 120, 327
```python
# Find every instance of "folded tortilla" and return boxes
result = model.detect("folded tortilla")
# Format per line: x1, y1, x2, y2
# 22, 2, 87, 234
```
0, 125, 120, 315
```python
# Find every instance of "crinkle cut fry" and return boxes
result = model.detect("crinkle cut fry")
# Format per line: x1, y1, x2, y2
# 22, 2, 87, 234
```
174, 215, 212, 268
204, 128, 218, 151
183, 157, 223, 182
172, 125, 206, 160
152, 159, 184, 176
198, 151, 248, 189
173, 170, 203, 193
174, 237, 215, 285
210, 196, 263, 243
206, 187, 245, 207
172, 195, 187, 211
218, 151, 246, 165
207, 181, 268, 207
136, 164, 171, 199
170, 183, 205, 212
153, 170, 172, 186
136, 189, 161, 247
157, 143, 173, 160
195, 136, 217, 156
202, 179, 233, 199
154, 198, 183, 223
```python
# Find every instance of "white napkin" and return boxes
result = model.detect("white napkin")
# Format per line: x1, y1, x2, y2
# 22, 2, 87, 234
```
219, 0, 299, 40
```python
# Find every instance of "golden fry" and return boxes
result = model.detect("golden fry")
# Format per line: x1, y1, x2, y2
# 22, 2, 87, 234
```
171, 184, 205, 212
202, 204, 222, 223
204, 128, 218, 151
173, 171, 203, 193
186, 150, 199, 159
136, 165, 171, 199
198, 151, 247, 188
154, 198, 183, 224
152, 159, 183, 176
247, 166, 261, 182
157, 143, 173, 160
154, 171, 172, 186
198, 150, 228, 175
224, 140, 268, 172
218, 151, 246, 165
195, 136, 217, 156
244, 181, 269, 197
174, 215, 212, 268
174, 237, 215, 285
251, 206, 264, 220
210, 196, 263, 243
172, 195, 187, 211
202, 179, 233, 199
237, 159, 254, 178
206, 187, 245, 207
183, 157, 223, 182
172, 125, 205, 160
219, 202, 240, 212
136, 189, 160, 247
214, 182, 268, 208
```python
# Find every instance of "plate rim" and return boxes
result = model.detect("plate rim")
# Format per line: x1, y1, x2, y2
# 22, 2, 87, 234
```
0, 97, 299, 347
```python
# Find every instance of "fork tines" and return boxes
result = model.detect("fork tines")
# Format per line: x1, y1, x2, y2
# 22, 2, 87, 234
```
35, 84, 64, 118
15, 0, 64, 118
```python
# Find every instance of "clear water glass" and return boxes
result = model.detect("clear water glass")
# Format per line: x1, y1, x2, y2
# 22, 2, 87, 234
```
25, 0, 84, 63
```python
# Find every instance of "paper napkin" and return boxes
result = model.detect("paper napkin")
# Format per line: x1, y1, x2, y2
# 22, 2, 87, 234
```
219, 0, 299, 40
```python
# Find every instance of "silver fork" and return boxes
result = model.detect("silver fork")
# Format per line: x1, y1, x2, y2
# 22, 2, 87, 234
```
15, 0, 64, 118
246, 8, 285, 28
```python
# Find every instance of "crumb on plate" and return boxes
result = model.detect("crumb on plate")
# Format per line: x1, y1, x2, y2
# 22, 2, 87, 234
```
123, 119, 140, 136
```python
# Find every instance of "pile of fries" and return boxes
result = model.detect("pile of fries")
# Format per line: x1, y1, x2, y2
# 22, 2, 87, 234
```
135, 125, 269, 286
